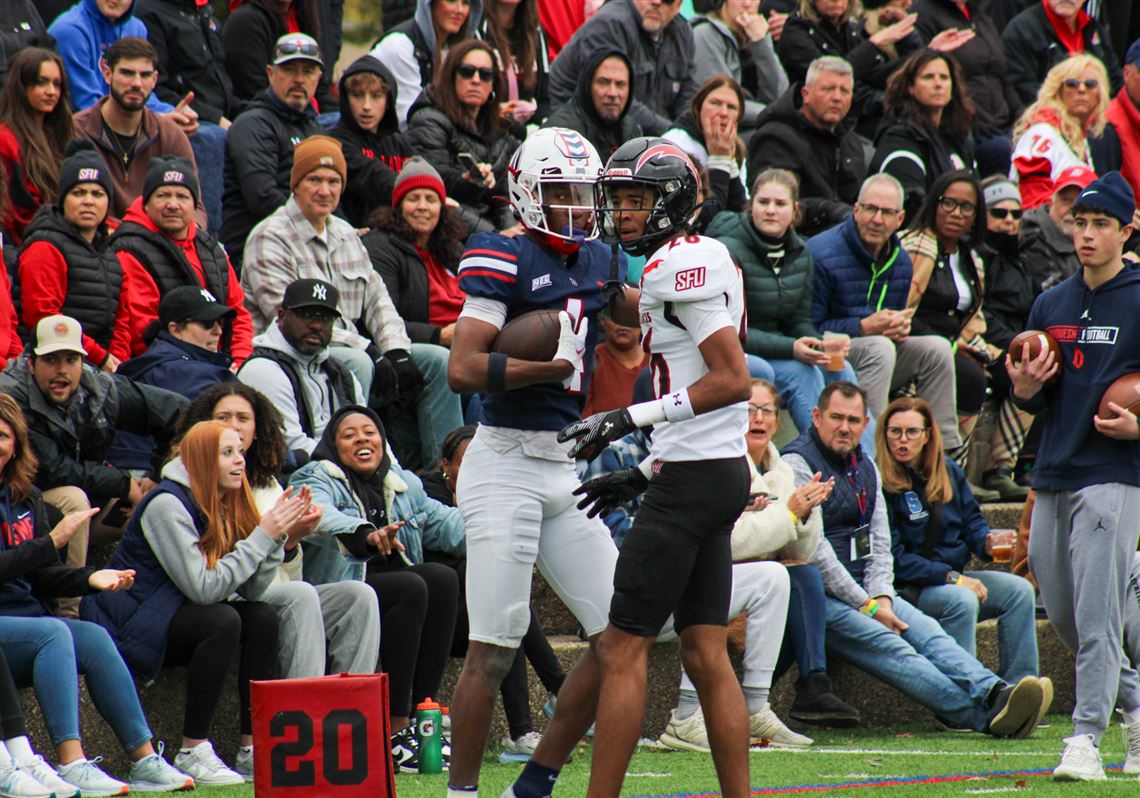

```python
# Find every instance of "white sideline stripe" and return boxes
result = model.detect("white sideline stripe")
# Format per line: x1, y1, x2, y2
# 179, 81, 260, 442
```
749, 747, 1058, 756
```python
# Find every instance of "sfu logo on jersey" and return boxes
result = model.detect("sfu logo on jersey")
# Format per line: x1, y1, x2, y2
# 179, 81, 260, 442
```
674, 267, 706, 292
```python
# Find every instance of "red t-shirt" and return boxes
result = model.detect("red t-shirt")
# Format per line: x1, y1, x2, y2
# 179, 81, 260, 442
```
582, 342, 649, 417
419, 246, 466, 329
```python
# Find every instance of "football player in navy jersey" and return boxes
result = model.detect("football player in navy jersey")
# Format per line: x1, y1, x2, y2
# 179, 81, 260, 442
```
443, 128, 629, 798
530, 138, 755, 798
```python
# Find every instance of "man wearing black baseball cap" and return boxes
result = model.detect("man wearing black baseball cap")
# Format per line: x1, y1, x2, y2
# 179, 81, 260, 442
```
238, 278, 364, 459
1009, 171, 1140, 780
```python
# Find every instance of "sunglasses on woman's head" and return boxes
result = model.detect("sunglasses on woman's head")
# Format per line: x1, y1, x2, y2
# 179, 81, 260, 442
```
988, 208, 1023, 220
457, 64, 495, 82
1062, 78, 1099, 90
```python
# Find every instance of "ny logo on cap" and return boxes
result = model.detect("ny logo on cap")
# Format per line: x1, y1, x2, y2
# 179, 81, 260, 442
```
164, 171, 185, 183
199, 288, 217, 302
313, 284, 328, 301
77, 168, 100, 181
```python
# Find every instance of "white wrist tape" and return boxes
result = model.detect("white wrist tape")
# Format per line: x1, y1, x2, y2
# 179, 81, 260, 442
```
627, 389, 695, 427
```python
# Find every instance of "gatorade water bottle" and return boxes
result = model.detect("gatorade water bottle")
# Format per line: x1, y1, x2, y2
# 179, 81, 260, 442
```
416, 697, 443, 774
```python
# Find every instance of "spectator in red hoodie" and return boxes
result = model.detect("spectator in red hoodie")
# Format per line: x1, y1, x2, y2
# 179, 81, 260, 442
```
17, 140, 131, 371
110, 156, 253, 365
0, 48, 73, 246
1106, 39, 1140, 201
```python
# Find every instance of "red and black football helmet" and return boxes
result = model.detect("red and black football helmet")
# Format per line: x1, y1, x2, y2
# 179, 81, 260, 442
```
595, 137, 701, 256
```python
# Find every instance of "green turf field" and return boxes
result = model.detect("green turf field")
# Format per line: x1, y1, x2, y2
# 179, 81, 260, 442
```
192, 714, 1140, 796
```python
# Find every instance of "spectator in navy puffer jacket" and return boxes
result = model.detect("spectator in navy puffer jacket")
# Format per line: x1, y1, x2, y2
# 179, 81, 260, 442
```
808, 173, 961, 450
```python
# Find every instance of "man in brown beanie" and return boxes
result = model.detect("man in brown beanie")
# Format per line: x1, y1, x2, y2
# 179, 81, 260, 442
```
220, 32, 325, 269
242, 134, 463, 469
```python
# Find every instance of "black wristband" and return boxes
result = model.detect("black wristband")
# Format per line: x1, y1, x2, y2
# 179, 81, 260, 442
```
487, 352, 508, 393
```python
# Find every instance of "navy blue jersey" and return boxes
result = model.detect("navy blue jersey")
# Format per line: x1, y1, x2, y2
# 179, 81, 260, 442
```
458, 232, 627, 431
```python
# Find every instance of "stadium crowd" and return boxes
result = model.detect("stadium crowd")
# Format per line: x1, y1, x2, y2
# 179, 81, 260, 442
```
0, 0, 1133, 794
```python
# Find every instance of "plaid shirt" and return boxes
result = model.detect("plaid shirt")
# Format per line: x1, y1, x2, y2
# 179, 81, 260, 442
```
240, 197, 411, 353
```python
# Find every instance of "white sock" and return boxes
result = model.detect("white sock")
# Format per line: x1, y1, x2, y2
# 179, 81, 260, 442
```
0, 742, 12, 770
447, 788, 478, 797
1123, 707, 1140, 726
4, 736, 35, 766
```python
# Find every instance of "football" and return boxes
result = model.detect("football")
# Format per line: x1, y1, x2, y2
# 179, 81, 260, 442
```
491, 308, 562, 361
1097, 373, 1140, 419
1008, 330, 1061, 385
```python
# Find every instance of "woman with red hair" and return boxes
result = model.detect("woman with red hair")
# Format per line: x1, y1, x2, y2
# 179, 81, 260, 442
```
83, 420, 320, 786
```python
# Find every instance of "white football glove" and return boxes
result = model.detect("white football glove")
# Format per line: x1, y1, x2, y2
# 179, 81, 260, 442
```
554, 310, 588, 388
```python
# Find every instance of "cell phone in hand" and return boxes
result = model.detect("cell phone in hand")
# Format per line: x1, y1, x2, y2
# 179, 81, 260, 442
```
457, 152, 481, 178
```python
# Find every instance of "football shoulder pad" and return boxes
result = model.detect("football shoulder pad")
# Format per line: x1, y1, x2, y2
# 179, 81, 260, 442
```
639, 235, 738, 303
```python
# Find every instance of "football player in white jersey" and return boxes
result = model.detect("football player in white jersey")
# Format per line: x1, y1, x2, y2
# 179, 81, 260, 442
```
546, 137, 753, 798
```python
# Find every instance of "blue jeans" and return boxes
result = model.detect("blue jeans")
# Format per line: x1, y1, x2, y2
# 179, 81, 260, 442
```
915, 571, 1039, 682
381, 343, 464, 470
189, 122, 227, 234
777, 564, 828, 680
748, 355, 876, 454
0, 615, 152, 750
824, 595, 1001, 730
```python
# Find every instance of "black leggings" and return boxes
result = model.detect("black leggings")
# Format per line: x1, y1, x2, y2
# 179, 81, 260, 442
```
955, 349, 989, 415
0, 643, 25, 739
163, 601, 279, 739
366, 562, 459, 719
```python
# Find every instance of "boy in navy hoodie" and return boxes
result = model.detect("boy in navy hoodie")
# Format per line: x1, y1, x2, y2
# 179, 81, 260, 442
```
1008, 171, 1140, 781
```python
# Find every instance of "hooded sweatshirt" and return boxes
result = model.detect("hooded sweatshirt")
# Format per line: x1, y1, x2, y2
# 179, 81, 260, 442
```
48, 0, 174, 113
331, 55, 413, 227
1015, 264, 1140, 491
113, 196, 253, 362
237, 323, 364, 456
370, 0, 486, 129
543, 48, 641, 160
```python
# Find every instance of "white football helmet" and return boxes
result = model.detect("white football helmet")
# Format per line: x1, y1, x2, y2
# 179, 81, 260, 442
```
507, 127, 603, 253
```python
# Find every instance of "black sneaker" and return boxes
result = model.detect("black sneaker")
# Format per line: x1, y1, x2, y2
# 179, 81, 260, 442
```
986, 676, 1045, 738
391, 726, 421, 773
789, 672, 861, 728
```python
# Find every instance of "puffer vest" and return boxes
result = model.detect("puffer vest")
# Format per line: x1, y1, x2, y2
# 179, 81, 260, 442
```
79, 480, 197, 682
18, 205, 121, 349
110, 221, 233, 348
782, 427, 878, 584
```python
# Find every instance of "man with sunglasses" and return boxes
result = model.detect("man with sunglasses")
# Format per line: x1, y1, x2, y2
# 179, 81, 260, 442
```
221, 32, 325, 270
548, 0, 698, 136
238, 278, 364, 460
1002, 0, 1122, 106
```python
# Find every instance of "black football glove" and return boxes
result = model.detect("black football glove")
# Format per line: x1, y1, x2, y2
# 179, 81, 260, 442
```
557, 408, 637, 461
372, 349, 425, 408
572, 467, 649, 518
386, 349, 426, 397
370, 353, 401, 408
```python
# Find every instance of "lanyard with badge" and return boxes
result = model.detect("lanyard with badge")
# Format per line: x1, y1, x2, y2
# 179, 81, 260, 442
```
846, 454, 872, 561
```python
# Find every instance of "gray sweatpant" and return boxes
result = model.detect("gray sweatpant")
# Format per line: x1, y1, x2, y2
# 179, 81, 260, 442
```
1029, 484, 1140, 742
847, 334, 961, 448
260, 579, 381, 678
1124, 553, 1140, 670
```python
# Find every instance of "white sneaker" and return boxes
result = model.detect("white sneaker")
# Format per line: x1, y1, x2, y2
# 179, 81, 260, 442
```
1123, 716, 1140, 775
0, 763, 54, 798
128, 745, 195, 793
56, 757, 128, 797
750, 703, 813, 748
499, 731, 542, 763
233, 746, 254, 782
21, 757, 78, 798
173, 741, 244, 786
657, 707, 710, 753
1053, 734, 1106, 781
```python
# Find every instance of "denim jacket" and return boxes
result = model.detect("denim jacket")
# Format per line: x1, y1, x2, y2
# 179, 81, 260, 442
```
289, 458, 465, 584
